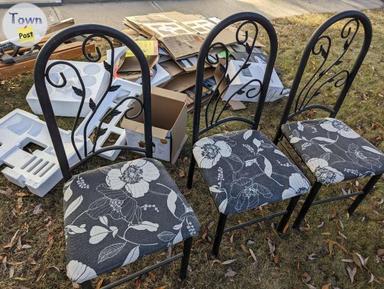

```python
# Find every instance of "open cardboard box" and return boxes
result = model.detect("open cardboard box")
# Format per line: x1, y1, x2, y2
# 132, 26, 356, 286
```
121, 87, 188, 164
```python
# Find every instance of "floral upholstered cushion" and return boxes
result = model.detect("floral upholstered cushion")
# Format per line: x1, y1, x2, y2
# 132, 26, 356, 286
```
282, 118, 384, 185
193, 130, 311, 215
63, 158, 200, 284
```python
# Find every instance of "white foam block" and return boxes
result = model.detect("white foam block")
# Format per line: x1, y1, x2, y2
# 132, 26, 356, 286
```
26, 60, 110, 117
0, 109, 86, 197
223, 59, 285, 102
75, 78, 141, 161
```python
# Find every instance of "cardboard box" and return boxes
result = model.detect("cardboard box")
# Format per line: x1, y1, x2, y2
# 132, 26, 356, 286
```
121, 87, 188, 164
223, 60, 286, 102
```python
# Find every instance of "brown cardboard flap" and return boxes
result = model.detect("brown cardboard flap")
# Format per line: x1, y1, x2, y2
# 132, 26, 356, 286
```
163, 68, 214, 92
121, 87, 187, 140
151, 87, 187, 103
161, 34, 204, 60
161, 60, 184, 78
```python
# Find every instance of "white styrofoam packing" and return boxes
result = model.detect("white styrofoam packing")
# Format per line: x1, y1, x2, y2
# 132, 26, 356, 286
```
223, 59, 286, 102
75, 77, 142, 160
0, 109, 86, 197
26, 60, 110, 117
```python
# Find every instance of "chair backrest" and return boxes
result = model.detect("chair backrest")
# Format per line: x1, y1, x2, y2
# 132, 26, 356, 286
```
191, 12, 278, 144
276, 10, 372, 132
34, 24, 152, 181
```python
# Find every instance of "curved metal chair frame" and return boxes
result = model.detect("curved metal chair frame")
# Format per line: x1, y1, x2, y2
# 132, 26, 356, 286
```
34, 24, 193, 288
273, 11, 381, 229
187, 12, 303, 257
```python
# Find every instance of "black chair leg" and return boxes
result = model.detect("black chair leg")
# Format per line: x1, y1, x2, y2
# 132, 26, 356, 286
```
81, 281, 93, 289
211, 213, 227, 258
187, 157, 196, 189
179, 237, 193, 280
292, 182, 322, 230
348, 174, 382, 216
276, 195, 300, 233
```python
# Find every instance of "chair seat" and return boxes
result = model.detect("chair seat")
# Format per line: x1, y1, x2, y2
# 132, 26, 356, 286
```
282, 118, 384, 185
193, 130, 310, 215
63, 158, 200, 284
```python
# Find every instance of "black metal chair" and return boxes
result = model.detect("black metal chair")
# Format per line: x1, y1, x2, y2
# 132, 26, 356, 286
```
187, 12, 311, 257
273, 11, 384, 230
34, 24, 200, 288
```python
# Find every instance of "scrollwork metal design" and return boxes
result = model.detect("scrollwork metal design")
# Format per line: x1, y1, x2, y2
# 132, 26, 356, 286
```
34, 25, 150, 178
291, 17, 362, 117
273, 11, 372, 144
201, 19, 265, 133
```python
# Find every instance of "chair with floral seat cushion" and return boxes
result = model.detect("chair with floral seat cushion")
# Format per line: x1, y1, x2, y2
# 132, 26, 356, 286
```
34, 25, 199, 288
193, 130, 310, 215
64, 158, 199, 284
187, 12, 311, 257
273, 11, 383, 229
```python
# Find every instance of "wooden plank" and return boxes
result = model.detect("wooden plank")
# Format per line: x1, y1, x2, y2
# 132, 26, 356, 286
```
0, 42, 95, 79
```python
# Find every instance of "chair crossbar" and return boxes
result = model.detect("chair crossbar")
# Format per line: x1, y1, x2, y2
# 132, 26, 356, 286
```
224, 210, 287, 233
101, 253, 183, 289
312, 191, 363, 206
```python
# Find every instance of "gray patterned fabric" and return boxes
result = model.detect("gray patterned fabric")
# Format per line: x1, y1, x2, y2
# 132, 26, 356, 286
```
63, 158, 200, 284
282, 118, 384, 185
193, 129, 311, 215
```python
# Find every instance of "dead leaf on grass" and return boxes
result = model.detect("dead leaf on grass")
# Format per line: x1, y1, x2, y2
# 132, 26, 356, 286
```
249, 248, 257, 263
326, 239, 348, 256
267, 237, 276, 257
346, 265, 357, 283
307, 253, 318, 261
221, 259, 237, 265
302, 272, 312, 283
32, 204, 43, 215
3, 230, 19, 249
225, 268, 237, 278
0, 188, 12, 197
9, 265, 14, 278
321, 284, 331, 289
353, 252, 368, 269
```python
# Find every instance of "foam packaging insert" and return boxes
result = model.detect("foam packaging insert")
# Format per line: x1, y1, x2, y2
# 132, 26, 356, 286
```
0, 109, 86, 197
26, 60, 110, 117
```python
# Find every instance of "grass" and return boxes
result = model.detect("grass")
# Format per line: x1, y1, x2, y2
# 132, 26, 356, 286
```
1, 9, 384, 289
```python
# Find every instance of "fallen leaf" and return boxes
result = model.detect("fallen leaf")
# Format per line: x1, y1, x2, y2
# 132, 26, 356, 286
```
307, 253, 318, 261
249, 248, 257, 262
326, 239, 348, 256
225, 268, 237, 278
221, 259, 236, 265
353, 252, 368, 269
321, 283, 331, 289
32, 204, 43, 215
9, 266, 15, 278
302, 272, 312, 283
3, 230, 19, 249
267, 238, 276, 257
0, 188, 12, 197
346, 265, 357, 283
368, 273, 375, 283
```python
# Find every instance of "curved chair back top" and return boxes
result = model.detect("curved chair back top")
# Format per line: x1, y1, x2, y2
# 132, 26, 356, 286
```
192, 12, 278, 144
279, 10, 372, 125
34, 24, 152, 181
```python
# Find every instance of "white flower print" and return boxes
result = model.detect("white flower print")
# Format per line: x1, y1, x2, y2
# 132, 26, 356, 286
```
66, 260, 97, 283
307, 158, 344, 185
106, 159, 160, 198
346, 143, 383, 170
320, 119, 360, 139
282, 173, 310, 199
193, 137, 232, 169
